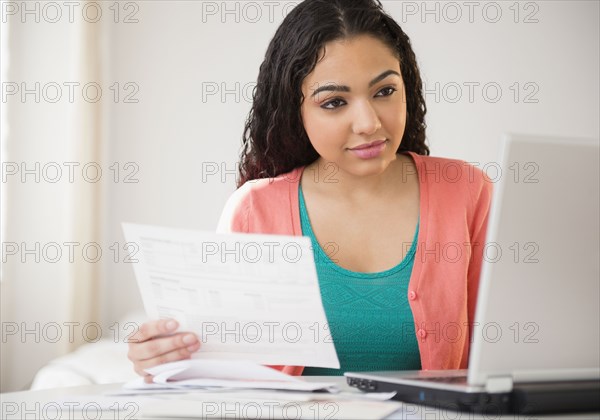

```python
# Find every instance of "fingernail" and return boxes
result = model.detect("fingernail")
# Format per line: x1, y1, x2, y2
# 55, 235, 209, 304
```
187, 344, 198, 352
166, 320, 177, 331
183, 334, 196, 344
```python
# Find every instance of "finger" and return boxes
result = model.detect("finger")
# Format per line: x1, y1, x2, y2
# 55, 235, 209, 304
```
144, 374, 154, 384
131, 333, 200, 361
127, 319, 179, 344
134, 365, 149, 377
136, 345, 196, 372
135, 341, 200, 374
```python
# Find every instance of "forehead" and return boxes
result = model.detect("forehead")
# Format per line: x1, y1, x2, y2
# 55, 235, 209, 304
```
304, 35, 400, 84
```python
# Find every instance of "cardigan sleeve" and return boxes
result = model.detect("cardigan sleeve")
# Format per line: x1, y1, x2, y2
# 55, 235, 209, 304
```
465, 167, 494, 342
216, 185, 251, 234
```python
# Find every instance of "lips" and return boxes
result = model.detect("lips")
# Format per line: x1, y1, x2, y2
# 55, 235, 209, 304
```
347, 139, 388, 159
349, 139, 387, 150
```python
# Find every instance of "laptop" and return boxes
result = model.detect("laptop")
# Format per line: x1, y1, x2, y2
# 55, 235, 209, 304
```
345, 133, 600, 414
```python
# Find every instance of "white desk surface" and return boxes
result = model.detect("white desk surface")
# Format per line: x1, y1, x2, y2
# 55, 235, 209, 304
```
1, 377, 599, 420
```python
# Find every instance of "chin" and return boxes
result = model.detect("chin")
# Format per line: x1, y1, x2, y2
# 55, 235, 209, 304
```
342, 157, 395, 177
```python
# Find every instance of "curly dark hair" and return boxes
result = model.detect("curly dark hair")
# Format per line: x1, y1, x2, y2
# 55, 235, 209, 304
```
237, 0, 429, 187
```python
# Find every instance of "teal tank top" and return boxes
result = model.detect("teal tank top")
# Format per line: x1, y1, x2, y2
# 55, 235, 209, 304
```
299, 184, 422, 375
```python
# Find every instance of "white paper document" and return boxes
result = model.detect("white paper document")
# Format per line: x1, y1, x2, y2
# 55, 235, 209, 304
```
139, 398, 402, 420
122, 223, 340, 369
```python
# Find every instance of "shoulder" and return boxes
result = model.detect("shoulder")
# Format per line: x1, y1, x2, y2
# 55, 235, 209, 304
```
234, 167, 302, 210
409, 152, 493, 214
216, 167, 303, 234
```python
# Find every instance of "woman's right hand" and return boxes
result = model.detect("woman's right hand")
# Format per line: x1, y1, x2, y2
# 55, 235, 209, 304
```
127, 319, 201, 383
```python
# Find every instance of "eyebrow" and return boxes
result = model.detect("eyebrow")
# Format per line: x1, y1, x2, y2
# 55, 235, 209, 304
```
310, 69, 401, 98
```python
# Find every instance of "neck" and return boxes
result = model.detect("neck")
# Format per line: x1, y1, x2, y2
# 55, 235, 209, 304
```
303, 154, 411, 201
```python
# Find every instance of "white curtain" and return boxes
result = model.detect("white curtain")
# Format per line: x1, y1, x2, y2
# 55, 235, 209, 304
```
1, 1, 104, 392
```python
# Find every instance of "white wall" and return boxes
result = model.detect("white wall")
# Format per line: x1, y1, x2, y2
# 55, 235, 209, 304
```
2, 0, 598, 392
101, 0, 599, 325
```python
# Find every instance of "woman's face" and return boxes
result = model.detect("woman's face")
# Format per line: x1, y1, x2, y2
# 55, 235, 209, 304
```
300, 34, 407, 178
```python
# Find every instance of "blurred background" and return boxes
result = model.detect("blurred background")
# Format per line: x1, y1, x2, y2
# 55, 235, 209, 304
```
1, 0, 598, 392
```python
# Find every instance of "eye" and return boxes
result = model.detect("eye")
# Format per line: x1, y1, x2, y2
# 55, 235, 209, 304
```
321, 98, 346, 110
320, 87, 397, 110
376, 86, 397, 97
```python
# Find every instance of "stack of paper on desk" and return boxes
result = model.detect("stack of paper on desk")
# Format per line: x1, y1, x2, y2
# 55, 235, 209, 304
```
123, 359, 337, 392
138, 393, 403, 420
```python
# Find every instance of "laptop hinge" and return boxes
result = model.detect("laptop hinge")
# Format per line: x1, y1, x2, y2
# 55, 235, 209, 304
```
485, 376, 514, 393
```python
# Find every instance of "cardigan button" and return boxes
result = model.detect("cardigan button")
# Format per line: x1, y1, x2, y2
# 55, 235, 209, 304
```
417, 329, 427, 339
408, 291, 417, 301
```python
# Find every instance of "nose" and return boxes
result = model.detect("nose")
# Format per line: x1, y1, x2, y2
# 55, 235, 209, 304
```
351, 100, 382, 135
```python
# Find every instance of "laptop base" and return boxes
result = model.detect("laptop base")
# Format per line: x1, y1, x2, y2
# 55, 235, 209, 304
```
347, 376, 600, 414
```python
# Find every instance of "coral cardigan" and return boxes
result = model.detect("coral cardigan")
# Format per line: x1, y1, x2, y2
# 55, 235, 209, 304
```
216, 151, 493, 376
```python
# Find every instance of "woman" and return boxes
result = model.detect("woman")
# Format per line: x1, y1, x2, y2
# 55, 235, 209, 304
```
128, 0, 493, 381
